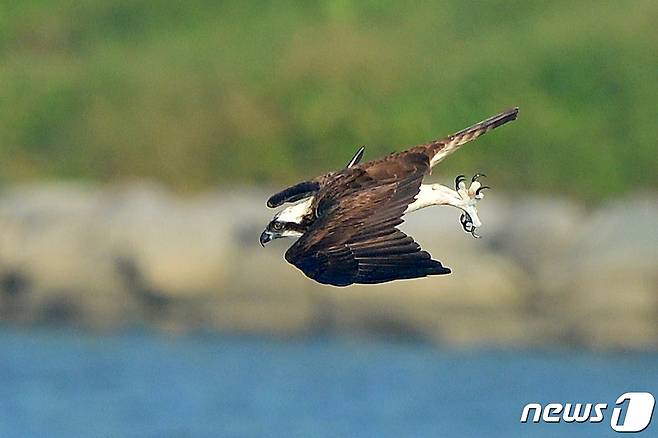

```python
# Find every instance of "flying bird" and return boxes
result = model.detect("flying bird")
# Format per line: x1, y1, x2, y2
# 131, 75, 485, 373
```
260, 108, 519, 286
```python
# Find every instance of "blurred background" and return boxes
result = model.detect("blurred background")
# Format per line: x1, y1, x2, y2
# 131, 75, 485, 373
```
1, 1, 657, 436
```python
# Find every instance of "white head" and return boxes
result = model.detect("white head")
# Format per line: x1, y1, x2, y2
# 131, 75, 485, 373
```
260, 197, 314, 246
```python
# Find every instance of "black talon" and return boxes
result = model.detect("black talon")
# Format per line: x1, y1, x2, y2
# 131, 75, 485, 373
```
455, 175, 466, 190
476, 186, 490, 196
460, 211, 481, 238
460, 212, 474, 233
471, 173, 487, 182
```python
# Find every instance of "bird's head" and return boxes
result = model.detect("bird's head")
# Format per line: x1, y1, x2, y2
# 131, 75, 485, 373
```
260, 197, 314, 246
259, 219, 305, 246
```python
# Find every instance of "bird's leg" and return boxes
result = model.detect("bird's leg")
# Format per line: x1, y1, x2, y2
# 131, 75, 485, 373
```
406, 175, 489, 238
454, 174, 489, 238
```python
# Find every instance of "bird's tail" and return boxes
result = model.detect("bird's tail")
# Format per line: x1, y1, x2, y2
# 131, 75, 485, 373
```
421, 107, 519, 167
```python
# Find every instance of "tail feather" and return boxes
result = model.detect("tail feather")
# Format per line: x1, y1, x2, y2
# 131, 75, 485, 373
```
423, 107, 518, 167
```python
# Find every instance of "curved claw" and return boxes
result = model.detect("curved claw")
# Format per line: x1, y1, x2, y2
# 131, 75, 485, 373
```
455, 174, 466, 190
476, 186, 490, 196
460, 212, 480, 237
471, 173, 487, 182
460, 213, 474, 232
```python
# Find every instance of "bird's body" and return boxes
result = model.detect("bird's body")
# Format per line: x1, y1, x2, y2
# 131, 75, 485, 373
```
261, 108, 519, 286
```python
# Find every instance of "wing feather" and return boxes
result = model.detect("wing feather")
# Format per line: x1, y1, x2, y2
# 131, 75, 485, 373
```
285, 153, 450, 286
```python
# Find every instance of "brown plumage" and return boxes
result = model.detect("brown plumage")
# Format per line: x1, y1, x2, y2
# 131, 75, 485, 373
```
265, 108, 519, 286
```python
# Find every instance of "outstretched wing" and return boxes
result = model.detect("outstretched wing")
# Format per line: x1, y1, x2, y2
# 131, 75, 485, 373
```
285, 152, 450, 286
414, 107, 519, 167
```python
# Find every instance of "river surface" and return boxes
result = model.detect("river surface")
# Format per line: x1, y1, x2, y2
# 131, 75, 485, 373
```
0, 328, 656, 437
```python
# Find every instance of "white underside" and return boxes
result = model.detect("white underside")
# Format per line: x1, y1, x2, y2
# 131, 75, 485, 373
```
405, 183, 482, 227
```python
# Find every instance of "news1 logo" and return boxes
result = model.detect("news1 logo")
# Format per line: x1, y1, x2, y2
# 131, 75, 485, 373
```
520, 392, 655, 433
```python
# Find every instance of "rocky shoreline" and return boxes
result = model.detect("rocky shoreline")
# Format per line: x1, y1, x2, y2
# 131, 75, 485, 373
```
1, 184, 656, 350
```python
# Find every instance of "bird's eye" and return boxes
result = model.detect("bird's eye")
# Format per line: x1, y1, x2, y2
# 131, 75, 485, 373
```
272, 222, 284, 231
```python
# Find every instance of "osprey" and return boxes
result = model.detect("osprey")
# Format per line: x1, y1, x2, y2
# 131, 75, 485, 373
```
261, 108, 519, 286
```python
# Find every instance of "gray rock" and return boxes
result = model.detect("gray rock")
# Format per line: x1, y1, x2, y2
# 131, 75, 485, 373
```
0, 184, 656, 349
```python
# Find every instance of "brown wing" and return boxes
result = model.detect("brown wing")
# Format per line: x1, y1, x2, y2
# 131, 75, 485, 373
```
268, 108, 518, 209
285, 152, 450, 286
412, 107, 518, 166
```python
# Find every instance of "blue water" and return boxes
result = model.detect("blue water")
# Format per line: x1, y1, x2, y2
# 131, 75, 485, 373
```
0, 329, 656, 437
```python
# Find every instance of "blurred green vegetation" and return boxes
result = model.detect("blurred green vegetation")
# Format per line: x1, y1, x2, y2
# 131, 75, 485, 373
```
0, 0, 656, 199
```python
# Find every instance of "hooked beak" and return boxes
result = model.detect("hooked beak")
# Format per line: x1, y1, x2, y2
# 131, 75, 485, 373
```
260, 230, 273, 247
